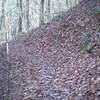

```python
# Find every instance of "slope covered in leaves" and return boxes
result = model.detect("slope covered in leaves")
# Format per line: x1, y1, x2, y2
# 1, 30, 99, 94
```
0, 0, 100, 100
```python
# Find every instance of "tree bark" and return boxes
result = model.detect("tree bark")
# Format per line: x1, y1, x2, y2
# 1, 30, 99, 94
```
47, 0, 50, 22
39, 0, 44, 25
25, 0, 30, 31
17, 0, 23, 33
66, 0, 69, 8
0, 0, 6, 30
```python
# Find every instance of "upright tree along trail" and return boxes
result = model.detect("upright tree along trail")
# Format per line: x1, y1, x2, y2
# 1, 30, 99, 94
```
0, 0, 100, 100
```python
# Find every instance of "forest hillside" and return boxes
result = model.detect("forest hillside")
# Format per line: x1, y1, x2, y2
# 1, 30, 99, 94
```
0, 0, 100, 100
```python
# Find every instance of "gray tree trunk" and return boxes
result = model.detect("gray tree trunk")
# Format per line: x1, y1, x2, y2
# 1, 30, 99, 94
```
17, 0, 23, 33
25, 0, 30, 31
66, 0, 69, 8
39, 0, 44, 25
0, 0, 6, 30
47, 0, 50, 22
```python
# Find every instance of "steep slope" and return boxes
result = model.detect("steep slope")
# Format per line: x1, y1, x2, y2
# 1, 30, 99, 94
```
0, 0, 100, 100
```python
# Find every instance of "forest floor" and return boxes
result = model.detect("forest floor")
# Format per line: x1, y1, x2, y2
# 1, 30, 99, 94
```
0, 0, 100, 100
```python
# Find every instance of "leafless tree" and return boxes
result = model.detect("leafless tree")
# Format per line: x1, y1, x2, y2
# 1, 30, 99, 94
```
66, 0, 69, 8
47, 0, 50, 22
25, 0, 30, 31
39, 0, 44, 25
0, 0, 6, 30
17, 0, 23, 33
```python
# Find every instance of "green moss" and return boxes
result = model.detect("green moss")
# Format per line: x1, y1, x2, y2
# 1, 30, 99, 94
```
80, 43, 91, 53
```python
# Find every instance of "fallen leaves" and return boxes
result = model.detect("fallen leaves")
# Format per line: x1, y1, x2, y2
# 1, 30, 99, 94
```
0, 0, 100, 100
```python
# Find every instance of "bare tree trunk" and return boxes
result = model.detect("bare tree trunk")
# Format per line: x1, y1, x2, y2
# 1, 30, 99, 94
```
69, 0, 72, 8
66, 0, 69, 8
0, 0, 6, 30
17, 0, 23, 33
25, 0, 30, 31
39, 0, 44, 25
57, 0, 61, 13
47, 0, 50, 22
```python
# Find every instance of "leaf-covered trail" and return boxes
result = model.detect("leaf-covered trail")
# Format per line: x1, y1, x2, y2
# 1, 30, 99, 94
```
0, 0, 100, 100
